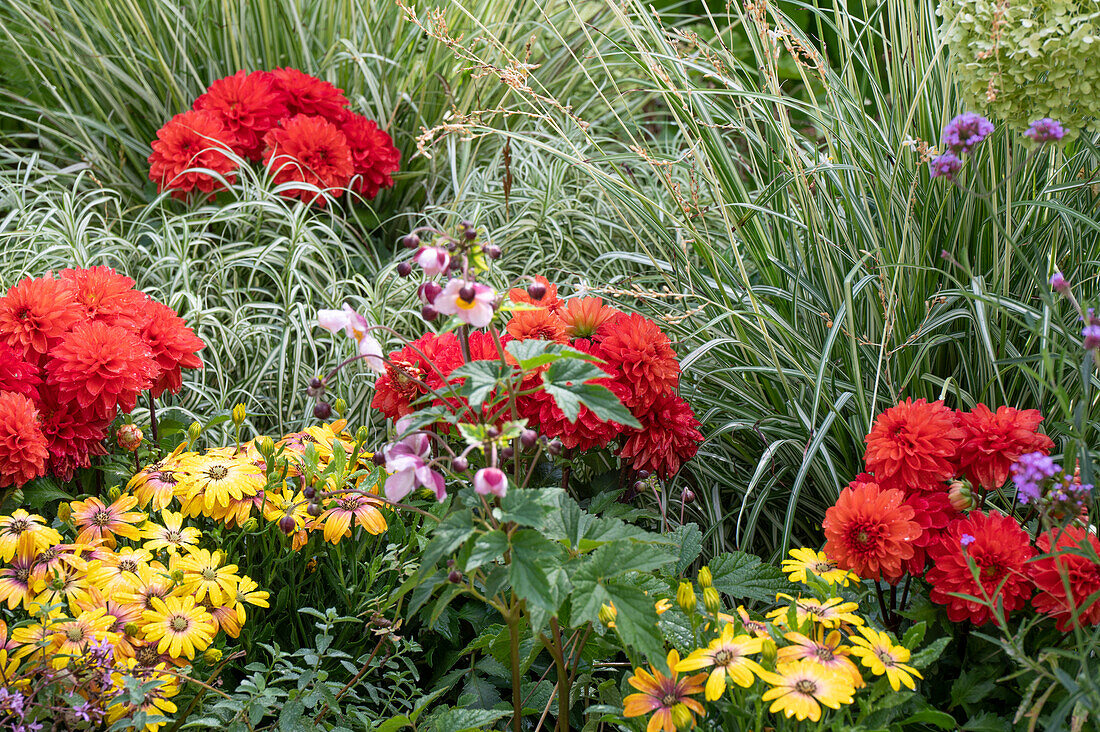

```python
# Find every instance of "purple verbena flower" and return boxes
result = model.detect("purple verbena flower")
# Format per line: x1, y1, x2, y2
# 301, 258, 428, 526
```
1083, 324, 1100, 350
1049, 271, 1069, 294
930, 152, 963, 180
1011, 451, 1060, 504
943, 112, 995, 154
383, 416, 446, 502
960, 534, 976, 547
1025, 118, 1065, 143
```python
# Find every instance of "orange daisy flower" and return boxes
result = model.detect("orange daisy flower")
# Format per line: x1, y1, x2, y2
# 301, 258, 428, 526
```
559, 297, 618, 338
623, 649, 707, 732
70, 495, 146, 548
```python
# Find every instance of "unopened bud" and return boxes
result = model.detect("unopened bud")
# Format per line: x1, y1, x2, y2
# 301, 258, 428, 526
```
681, 489, 695, 505
452, 456, 469, 473
671, 704, 693, 730
241, 518, 259, 532
500, 447, 514, 460
703, 586, 722, 614
202, 648, 223, 664
302, 484, 317, 500
257, 436, 275, 459
231, 403, 246, 427
676, 581, 696, 612
760, 637, 778, 667
486, 426, 501, 439
948, 481, 974, 512
117, 424, 143, 452
314, 401, 332, 420
187, 421, 202, 445
598, 603, 617, 627
106, 485, 122, 502
483, 244, 501, 259
402, 233, 421, 249
372, 451, 386, 466
637, 469, 651, 479
397, 261, 413, 278
464, 227, 478, 241
448, 570, 463, 584
546, 438, 563, 456
170, 569, 185, 584
419, 281, 443, 305
527, 281, 547, 301
520, 429, 538, 449
333, 398, 347, 417
421, 304, 439, 321
307, 501, 323, 517
698, 566, 713, 588
57, 503, 71, 525
278, 514, 297, 535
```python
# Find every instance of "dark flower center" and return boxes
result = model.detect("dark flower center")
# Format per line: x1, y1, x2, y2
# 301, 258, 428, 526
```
7, 518, 29, 535
206, 465, 229, 481
135, 645, 158, 665
814, 646, 834, 662
794, 679, 817, 695
170, 615, 190, 632
165, 530, 183, 543
14, 566, 30, 582
813, 561, 835, 573
92, 510, 112, 527
119, 559, 138, 573
157, 471, 177, 484
712, 649, 738, 666
661, 693, 679, 707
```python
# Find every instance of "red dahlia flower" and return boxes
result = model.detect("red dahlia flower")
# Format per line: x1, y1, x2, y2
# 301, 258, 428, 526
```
46, 322, 157, 419
506, 309, 568, 343
148, 110, 239, 201
0, 343, 41, 401
1030, 526, 1100, 631
901, 491, 960, 575
822, 478, 921, 584
864, 398, 962, 493
955, 404, 1054, 490
518, 339, 626, 452
0, 392, 48, 488
925, 511, 1035, 626
371, 332, 463, 420
269, 68, 349, 120
597, 312, 679, 410
263, 114, 354, 206
138, 299, 205, 397
509, 276, 564, 313
0, 275, 83, 363
618, 390, 703, 478
559, 297, 618, 338
36, 391, 108, 482
193, 70, 287, 160
59, 266, 147, 329
338, 113, 401, 198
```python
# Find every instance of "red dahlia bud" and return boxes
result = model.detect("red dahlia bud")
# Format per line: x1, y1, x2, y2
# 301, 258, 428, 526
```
117, 424, 143, 452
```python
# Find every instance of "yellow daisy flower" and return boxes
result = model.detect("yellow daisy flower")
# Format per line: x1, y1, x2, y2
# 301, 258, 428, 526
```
30, 564, 91, 616
174, 548, 239, 605
128, 444, 190, 511
0, 549, 41, 611
0, 509, 61, 562
140, 595, 216, 660
779, 629, 865, 687
141, 511, 201, 555
49, 606, 118, 667
175, 452, 264, 514
758, 660, 856, 722
318, 491, 387, 544
767, 595, 864, 629
69, 495, 146, 548
781, 547, 858, 587
85, 546, 153, 595
848, 626, 922, 691
116, 561, 172, 612
676, 623, 765, 699
735, 605, 770, 637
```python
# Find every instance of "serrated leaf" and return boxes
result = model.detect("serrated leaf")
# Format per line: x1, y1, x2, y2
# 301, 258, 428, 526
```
901, 709, 958, 729
422, 510, 475, 568
449, 361, 512, 408
423, 707, 511, 732
950, 667, 997, 708
672, 523, 703, 575
908, 636, 950, 670
466, 530, 508, 571
605, 580, 665, 664
499, 488, 554, 526
506, 339, 601, 370
510, 529, 558, 611
709, 551, 796, 604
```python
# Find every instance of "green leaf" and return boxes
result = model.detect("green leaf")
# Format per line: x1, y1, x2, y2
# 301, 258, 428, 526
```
901, 621, 927, 650
908, 636, 950, 670
540, 362, 641, 427
466, 530, 508, 571
422, 707, 510, 732
422, 511, 475, 569
506, 339, 600, 370
708, 551, 796, 604
672, 523, 703, 575
605, 579, 666, 663
509, 529, 558, 611
584, 541, 675, 576
498, 488, 554, 527
900, 710, 958, 729
950, 667, 997, 708
449, 361, 512, 408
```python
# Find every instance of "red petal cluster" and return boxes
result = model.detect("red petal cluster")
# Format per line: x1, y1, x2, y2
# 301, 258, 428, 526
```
1030, 526, 1100, 631
372, 333, 464, 420
901, 491, 960, 575
339, 113, 401, 198
151, 68, 400, 205
0, 392, 48, 487
263, 114, 354, 206
597, 312, 679, 410
864, 398, 962, 493
925, 511, 1035, 626
148, 110, 239, 201
193, 70, 287, 160
823, 478, 921, 584
618, 390, 703, 478
506, 309, 568, 343
955, 404, 1054, 490
0, 270, 205, 487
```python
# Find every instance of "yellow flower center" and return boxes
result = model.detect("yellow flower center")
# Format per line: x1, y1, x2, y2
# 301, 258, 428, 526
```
876, 649, 896, 667
170, 614, 190, 632
813, 561, 835, 573
794, 679, 817, 695
66, 626, 86, 642
206, 465, 229, 481
713, 648, 739, 665
165, 530, 183, 543
201, 567, 217, 581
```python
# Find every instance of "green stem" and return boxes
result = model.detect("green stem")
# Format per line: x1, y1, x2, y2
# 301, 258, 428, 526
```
549, 617, 570, 732
508, 602, 523, 732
